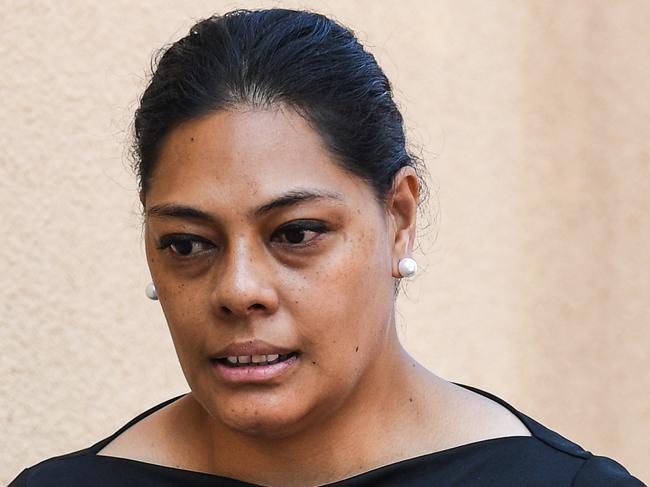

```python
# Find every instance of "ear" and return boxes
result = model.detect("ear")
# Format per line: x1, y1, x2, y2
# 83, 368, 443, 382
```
387, 166, 419, 278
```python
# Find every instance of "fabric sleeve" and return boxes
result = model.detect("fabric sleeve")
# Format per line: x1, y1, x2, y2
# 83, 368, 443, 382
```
7, 468, 30, 487
572, 454, 646, 487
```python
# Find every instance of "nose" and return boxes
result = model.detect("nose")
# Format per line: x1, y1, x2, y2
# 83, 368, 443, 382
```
210, 240, 279, 319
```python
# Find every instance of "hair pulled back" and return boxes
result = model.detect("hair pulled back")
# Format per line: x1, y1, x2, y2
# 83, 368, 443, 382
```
134, 8, 426, 205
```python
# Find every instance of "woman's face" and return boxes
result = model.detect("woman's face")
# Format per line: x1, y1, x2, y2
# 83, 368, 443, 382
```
144, 107, 400, 438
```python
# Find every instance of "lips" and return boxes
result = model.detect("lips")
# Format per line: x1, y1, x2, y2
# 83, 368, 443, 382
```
209, 340, 301, 383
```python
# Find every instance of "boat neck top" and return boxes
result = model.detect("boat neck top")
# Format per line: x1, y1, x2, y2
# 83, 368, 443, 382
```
9, 383, 645, 486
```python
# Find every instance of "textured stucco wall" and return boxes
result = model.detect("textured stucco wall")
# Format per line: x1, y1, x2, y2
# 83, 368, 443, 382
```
1, 1, 648, 484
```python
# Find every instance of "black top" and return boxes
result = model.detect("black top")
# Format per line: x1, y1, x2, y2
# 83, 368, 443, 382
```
9, 383, 646, 486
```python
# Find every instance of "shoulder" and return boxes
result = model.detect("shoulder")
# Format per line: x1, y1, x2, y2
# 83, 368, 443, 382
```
427, 380, 532, 451
447, 381, 533, 438
96, 392, 201, 469
8, 450, 196, 487
572, 454, 646, 486
445, 383, 646, 486
485, 442, 646, 486
8, 453, 127, 487
8, 394, 190, 487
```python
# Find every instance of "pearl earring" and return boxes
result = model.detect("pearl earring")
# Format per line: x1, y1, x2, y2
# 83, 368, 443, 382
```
398, 257, 418, 278
145, 282, 158, 300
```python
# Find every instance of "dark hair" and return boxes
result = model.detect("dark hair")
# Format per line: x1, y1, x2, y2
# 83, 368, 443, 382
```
133, 8, 427, 206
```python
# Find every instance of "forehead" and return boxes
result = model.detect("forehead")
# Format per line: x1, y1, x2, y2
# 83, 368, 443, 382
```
147, 107, 370, 212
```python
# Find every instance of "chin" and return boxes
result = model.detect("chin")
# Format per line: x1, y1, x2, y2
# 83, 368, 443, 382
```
216, 392, 315, 439
220, 405, 310, 439
224, 413, 304, 439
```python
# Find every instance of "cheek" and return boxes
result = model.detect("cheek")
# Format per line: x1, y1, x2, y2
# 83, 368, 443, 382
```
145, 237, 206, 340
293, 229, 394, 359
155, 277, 210, 371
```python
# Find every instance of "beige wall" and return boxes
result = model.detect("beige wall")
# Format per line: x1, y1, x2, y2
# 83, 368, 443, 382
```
1, 1, 648, 484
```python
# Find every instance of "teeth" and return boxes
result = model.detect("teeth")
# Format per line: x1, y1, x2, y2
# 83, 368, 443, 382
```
220, 352, 296, 366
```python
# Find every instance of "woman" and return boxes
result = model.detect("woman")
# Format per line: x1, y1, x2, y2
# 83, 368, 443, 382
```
10, 8, 644, 487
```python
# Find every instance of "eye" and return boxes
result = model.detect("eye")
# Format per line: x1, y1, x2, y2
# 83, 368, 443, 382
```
272, 221, 328, 247
158, 234, 215, 257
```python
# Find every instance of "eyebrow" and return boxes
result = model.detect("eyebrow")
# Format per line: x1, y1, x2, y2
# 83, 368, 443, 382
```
146, 188, 344, 223
253, 189, 343, 217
